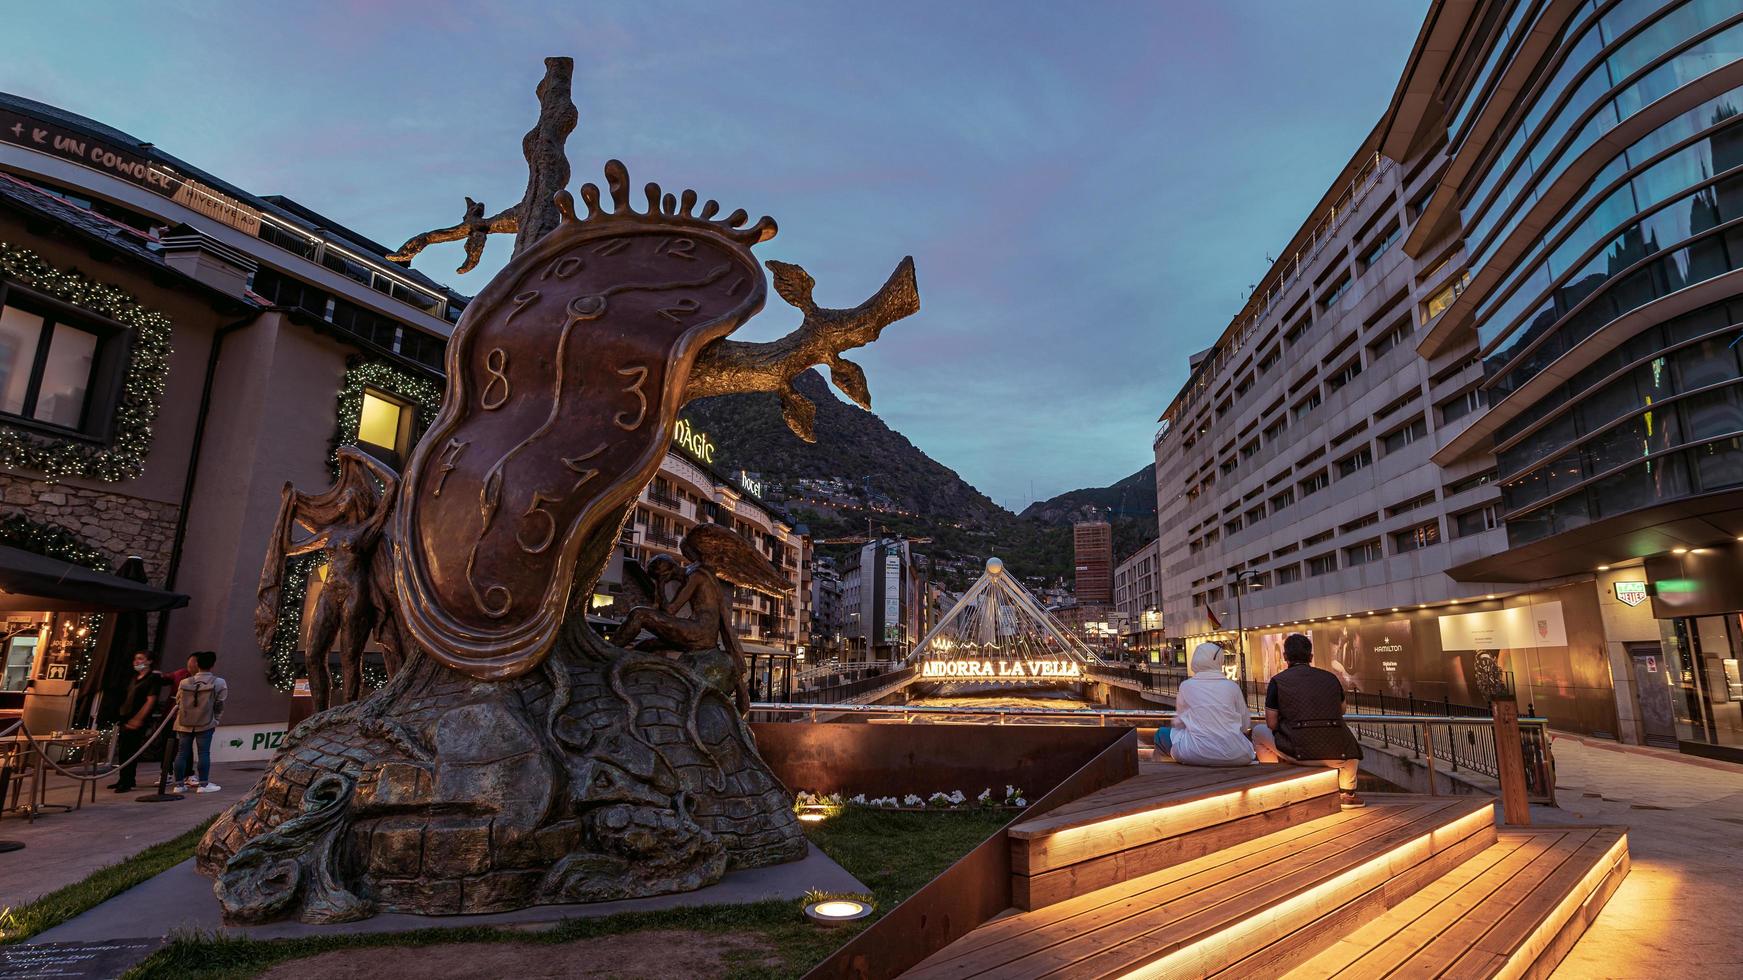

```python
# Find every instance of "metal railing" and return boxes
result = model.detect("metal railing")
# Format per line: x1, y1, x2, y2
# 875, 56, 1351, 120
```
767, 667, 916, 705
750, 701, 1556, 812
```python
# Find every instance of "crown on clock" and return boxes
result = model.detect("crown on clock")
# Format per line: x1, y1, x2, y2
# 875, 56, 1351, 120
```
554, 159, 778, 247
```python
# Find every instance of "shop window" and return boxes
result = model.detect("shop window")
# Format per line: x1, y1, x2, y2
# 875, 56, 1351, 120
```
355, 389, 412, 465
3, 633, 37, 691
0, 293, 119, 435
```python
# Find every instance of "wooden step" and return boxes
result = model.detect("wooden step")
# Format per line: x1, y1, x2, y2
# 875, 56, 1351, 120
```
1279, 826, 1629, 980
1009, 763, 1341, 910
905, 796, 1497, 979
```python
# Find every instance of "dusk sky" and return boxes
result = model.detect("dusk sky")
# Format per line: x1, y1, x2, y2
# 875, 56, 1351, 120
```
9, 1, 1427, 511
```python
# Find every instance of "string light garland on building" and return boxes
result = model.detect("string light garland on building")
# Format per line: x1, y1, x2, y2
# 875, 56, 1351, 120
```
262, 551, 321, 692
328, 356, 441, 472
0, 243, 172, 482
0, 513, 110, 570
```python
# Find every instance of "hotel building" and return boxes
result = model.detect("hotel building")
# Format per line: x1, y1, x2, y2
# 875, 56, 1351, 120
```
607, 436, 813, 659
1154, 0, 1743, 757
1114, 539, 1166, 662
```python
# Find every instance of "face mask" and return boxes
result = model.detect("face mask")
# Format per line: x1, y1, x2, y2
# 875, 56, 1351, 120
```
134, 663, 150, 673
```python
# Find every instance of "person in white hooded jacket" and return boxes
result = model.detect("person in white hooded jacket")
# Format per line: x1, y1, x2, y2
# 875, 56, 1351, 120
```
1154, 641, 1256, 767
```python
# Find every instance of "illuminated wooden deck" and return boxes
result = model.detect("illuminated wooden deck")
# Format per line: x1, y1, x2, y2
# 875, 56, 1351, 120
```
902, 761, 1627, 979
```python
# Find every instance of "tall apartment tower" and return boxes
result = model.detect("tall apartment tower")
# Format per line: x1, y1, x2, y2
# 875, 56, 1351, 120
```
1150, 0, 1743, 755
1073, 520, 1115, 606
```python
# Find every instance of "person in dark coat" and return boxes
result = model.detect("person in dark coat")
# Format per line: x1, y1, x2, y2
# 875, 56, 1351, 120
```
1251, 633, 1366, 809
108, 651, 163, 793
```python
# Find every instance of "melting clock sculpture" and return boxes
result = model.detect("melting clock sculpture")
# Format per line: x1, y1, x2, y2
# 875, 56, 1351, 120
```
196, 59, 919, 923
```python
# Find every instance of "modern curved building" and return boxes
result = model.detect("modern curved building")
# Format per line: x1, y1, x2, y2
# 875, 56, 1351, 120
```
1156, 0, 1743, 756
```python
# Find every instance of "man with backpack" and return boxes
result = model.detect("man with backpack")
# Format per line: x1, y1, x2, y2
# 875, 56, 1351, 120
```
173, 650, 227, 794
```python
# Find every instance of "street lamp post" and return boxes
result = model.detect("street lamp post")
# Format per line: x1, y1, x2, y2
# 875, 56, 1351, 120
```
1230, 569, 1264, 706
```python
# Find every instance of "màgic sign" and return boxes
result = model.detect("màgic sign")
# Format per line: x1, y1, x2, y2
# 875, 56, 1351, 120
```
1614, 581, 1649, 607
672, 418, 715, 463
920, 659, 1084, 681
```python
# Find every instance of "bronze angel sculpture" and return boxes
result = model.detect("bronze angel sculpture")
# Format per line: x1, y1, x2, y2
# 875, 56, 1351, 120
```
256, 447, 404, 711
196, 58, 919, 924
613, 523, 793, 714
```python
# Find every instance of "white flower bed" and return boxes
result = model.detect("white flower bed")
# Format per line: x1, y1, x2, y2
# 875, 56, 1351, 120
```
795, 786, 1027, 812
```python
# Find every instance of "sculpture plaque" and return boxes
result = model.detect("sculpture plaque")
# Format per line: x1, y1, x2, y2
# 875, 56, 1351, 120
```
196, 58, 919, 923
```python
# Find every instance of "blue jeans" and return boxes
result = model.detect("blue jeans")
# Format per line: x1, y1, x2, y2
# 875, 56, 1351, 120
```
174, 728, 214, 785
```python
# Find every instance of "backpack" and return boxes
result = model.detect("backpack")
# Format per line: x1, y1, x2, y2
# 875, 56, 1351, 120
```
178, 677, 219, 730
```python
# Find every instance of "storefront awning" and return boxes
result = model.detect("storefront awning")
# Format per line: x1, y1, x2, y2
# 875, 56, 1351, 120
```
0, 545, 189, 613
741, 641, 792, 657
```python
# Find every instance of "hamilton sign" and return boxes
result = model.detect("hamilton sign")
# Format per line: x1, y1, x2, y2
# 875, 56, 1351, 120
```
920, 659, 1084, 681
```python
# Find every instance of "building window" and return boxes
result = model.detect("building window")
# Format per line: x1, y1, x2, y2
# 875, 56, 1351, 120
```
1263, 416, 1288, 443
1386, 492, 1436, 517
1292, 390, 1322, 422
1320, 273, 1353, 310
1421, 273, 1467, 323
1275, 563, 1302, 585
1270, 487, 1295, 511
1257, 346, 1281, 374
1367, 318, 1412, 358
0, 298, 112, 432
1336, 447, 1373, 478
1439, 387, 1487, 425
1380, 416, 1428, 455
1326, 357, 1363, 392
1392, 521, 1442, 553
1359, 223, 1401, 269
1224, 517, 1243, 536
1307, 552, 1338, 577
1453, 504, 1500, 537
1345, 539, 1383, 566
1445, 469, 1499, 495
1241, 437, 1261, 460
1340, 514, 1378, 534
1245, 503, 1266, 524
1284, 316, 1313, 346
1299, 469, 1329, 496
1235, 373, 1255, 397
355, 388, 414, 465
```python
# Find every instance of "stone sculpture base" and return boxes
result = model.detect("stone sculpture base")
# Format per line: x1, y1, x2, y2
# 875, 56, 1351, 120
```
196, 618, 806, 923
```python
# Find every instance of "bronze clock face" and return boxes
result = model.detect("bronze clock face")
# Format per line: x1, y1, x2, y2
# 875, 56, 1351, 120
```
395, 222, 766, 677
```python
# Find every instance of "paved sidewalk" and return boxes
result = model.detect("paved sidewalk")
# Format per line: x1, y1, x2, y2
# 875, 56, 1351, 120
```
0, 761, 262, 910
1545, 734, 1743, 979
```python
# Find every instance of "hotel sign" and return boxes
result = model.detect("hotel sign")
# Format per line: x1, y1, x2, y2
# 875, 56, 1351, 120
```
1, 107, 261, 236
1614, 581, 1648, 607
920, 659, 1084, 681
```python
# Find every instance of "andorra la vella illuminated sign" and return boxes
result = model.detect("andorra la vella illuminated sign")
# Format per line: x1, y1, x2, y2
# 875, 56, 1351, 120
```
919, 659, 1085, 682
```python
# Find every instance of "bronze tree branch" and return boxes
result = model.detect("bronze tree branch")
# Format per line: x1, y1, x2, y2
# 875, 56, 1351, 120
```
387, 57, 578, 272
684, 255, 919, 441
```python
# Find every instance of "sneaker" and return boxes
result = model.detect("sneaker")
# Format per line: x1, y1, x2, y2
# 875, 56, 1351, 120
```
1339, 791, 1366, 810
196, 783, 222, 794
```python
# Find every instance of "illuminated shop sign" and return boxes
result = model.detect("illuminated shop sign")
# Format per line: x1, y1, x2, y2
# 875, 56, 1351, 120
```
737, 470, 763, 497
920, 659, 1084, 681
1614, 581, 1648, 607
672, 419, 715, 463
2, 108, 261, 235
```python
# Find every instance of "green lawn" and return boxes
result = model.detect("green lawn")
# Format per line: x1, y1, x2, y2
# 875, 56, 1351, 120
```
0, 817, 216, 944
124, 807, 1011, 980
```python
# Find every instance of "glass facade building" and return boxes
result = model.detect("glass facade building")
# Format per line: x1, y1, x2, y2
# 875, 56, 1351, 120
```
1156, 0, 1743, 757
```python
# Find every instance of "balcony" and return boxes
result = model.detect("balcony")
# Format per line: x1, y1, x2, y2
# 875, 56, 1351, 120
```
644, 527, 680, 548
647, 488, 682, 511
